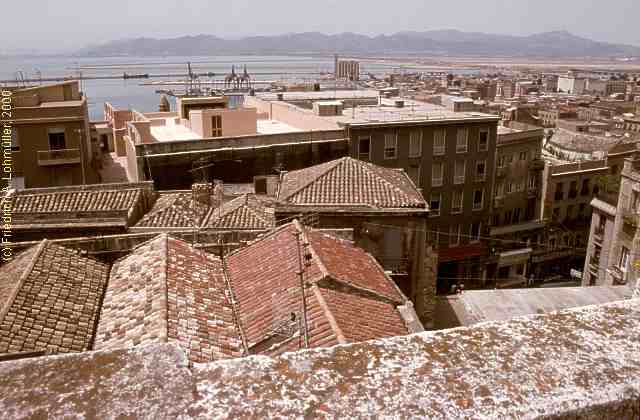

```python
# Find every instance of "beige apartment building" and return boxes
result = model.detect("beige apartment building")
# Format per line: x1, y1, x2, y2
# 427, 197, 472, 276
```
584, 157, 640, 290
7, 81, 99, 188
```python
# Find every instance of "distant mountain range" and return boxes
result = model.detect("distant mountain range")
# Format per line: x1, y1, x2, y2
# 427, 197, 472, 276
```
78, 30, 640, 58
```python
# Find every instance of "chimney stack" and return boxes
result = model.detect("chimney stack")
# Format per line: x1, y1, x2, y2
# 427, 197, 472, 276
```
192, 182, 214, 206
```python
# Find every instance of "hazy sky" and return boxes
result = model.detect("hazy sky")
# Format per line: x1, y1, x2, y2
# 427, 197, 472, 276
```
2, 0, 639, 52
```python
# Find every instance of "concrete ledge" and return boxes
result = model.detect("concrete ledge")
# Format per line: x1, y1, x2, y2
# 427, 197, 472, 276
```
0, 299, 639, 419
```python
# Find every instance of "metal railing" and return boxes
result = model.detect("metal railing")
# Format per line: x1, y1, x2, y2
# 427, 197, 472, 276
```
37, 148, 81, 166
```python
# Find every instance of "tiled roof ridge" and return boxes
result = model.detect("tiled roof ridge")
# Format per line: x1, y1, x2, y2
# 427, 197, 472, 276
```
308, 229, 406, 304
225, 222, 297, 259
357, 160, 424, 207
203, 194, 271, 227
0, 240, 47, 326
218, 254, 249, 355
12, 181, 154, 196
299, 222, 330, 281
109, 233, 170, 267
137, 193, 202, 228
310, 285, 347, 345
278, 159, 344, 202
287, 157, 424, 208
14, 186, 148, 200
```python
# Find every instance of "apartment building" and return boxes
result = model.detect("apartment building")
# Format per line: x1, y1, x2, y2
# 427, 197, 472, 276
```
584, 157, 640, 289
557, 74, 586, 95
106, 95, 347, 189
538, 107, 578, 128
335, 60, 360, 81
7, 81, 99, 188
246, 91, 500, 293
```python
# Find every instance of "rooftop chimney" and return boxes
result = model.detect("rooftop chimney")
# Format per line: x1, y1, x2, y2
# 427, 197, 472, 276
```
192, 183, 214, 206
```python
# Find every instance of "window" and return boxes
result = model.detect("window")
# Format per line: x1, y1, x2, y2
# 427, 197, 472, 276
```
492, 214, 500, 226
358, 136, 371, 160
409, 131, 422, 158
47, 128, 66, 150
569, 181, 578, 198
528, 175, 537, 190
454, 161, 466, 184
476, 160, 486, 181
631, 191, 640, 212
456, 129, 468, 153
555, 182, 564, 200
495, 182, 504, 197
212, 115, 222, 137
505, 154, 514, 165
473, 189, 484, 210
519, 151, 528, 161
407, 165, 421, 187
566, 205, 574, 220
581, 179, 590, 196
470, 222, 481, 242
505, 210, 513, 224
516, 181, 524, 192
452, 190, 463, 214
10, 129, 19, 151
432, 162, 444, 187
433, 129, 446, 155
384, 133, 397, 159
497, 156, 505, 168
430, 193, 441, 217
506, 182, 514, 194
449, 224, 461, 247
553, 207, 561, 220
479, 130, 488, 151
513, 208, 522, 223
620, 247, 631, 272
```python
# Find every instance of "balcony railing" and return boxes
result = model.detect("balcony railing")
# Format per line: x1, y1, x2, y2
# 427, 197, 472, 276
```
37, 148, 81, 166
454, 176, 465, 185
496, 167, 507, 178
568, 190, 578, 199
375, 257, 410, 275
608, 266, 627, 285
594, 226, 605, 239
494, 196, 505, 208
623, 212, 640, 228
554, 191, 564, 201
527, 189, 538, 199
528, 158, 545, 171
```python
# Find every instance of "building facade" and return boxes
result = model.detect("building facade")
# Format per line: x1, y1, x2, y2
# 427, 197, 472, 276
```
7, 81, 99, 188
584, 158, 640, 289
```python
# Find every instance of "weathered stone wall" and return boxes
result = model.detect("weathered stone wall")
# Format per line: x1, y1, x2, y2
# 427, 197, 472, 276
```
1, 299, 638, 419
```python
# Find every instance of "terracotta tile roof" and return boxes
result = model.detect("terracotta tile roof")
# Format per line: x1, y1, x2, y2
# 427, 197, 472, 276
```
278, 157, 426, 209
9, 182, 154, 228
135, 193, 208, 228
307, 229, 404, 302
0, 242, 109, 355
202, 194, 275, 230
315, 287, 409, 343
94, 234, 243, 363
12, 188, 142, 214
226, 221, 409, 353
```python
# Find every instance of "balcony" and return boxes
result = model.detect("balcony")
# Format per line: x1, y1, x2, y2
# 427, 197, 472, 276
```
375, 257, 410, 275
623, 212, 640, 228
494, 196, 505, 208
496, 167, 507, 178
554, 191, 564, 201
568, 190, 578, 199
608, 266, 627, 285
527, 189, 538, 199
528, 158, 545, 171
37, 149, 81, 166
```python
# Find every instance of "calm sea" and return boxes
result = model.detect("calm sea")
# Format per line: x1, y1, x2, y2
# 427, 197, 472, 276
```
0, 55, 479, 120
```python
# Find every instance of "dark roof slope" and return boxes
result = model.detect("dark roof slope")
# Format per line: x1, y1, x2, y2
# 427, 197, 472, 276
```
202, 194, 275, 229
0, 241, 109, 355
